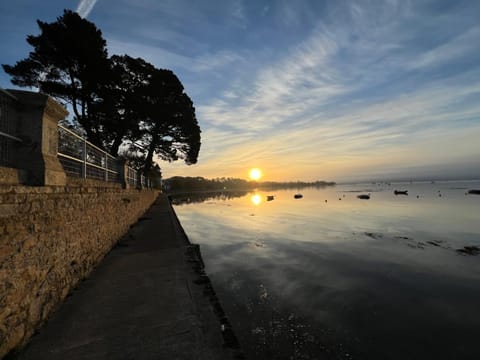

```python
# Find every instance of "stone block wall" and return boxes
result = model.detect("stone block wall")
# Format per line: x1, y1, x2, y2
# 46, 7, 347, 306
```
0, 186, 158, 357
0, 167, 26, 186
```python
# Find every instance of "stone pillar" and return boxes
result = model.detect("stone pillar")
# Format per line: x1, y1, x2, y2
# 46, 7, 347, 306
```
8, 90, 68, 186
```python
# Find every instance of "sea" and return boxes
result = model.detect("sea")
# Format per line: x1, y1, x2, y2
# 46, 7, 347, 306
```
171, 181, 480, 360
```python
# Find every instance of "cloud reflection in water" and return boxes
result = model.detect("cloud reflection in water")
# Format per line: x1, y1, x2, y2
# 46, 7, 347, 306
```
174, 183, 480, 359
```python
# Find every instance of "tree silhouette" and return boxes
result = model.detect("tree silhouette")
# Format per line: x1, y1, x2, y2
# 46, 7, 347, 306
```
2, 10, 110, 147
139, 69, 201, 173
3, 9, 201, 173
93, 55, 154, 155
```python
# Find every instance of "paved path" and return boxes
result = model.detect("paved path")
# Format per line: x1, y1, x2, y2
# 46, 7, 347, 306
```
10, 195, 241, 360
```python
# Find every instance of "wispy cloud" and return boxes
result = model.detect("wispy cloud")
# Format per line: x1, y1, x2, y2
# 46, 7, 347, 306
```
76, 0, 98, 18
191, 50, 246, 72
199, 26, 345, 131
107, 38, 193, 70
231, 0, 247, 28
408, 26, 480, 70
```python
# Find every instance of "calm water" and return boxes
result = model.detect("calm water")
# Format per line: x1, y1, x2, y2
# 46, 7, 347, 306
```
172, 181, 480, 360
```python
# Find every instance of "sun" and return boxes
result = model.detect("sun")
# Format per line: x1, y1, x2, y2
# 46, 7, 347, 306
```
249, 168, 262, 181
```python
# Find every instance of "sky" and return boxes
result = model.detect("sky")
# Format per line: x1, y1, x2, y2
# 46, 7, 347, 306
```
1, 0, 479, 182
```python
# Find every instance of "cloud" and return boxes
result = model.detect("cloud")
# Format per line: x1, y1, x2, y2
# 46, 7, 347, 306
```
231, 0, 247, 27
76, 0, 98, 18
190, 50, 246, 72
198, 26, 345, 132
89, 0, 480, 181
163, 35, 480, 180
408, 26, 480, 70
107, 38, 192, 70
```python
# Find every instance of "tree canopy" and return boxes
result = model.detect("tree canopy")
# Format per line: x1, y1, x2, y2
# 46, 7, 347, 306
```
2, 9, 201, 173
140, 69, 200, 173
92, 54, 155, 155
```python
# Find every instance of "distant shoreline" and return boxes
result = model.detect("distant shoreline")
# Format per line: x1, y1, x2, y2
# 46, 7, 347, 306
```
163, 176, 336, 194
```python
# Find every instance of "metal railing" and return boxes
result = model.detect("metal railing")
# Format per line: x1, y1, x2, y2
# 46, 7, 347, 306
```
58, 124, 122, 183
126, 166, 152, 188
141, 174, 150, 188
127, 166, 138, 187
0, 90, 22, 167
57, 124, 152, 188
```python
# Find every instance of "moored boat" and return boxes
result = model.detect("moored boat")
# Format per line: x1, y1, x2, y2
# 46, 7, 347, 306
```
357, 194, 370, 200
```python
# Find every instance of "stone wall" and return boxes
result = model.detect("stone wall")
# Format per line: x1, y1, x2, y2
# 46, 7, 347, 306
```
0, 185, 158, 357
0, 167, 26, 186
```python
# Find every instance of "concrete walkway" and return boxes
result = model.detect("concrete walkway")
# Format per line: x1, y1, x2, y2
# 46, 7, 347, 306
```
10, 195, 242, 360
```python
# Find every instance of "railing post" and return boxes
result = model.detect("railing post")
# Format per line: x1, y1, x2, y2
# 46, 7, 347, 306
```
82, 139, 87, 179
137, 171, 143, 189
105, 154, 108, 182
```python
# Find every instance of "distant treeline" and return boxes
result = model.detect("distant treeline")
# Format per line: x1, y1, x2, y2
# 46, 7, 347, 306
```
163, 176, 335, 193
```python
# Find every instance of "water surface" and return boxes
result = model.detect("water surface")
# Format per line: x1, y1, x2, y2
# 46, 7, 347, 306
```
172, 181, 480, 360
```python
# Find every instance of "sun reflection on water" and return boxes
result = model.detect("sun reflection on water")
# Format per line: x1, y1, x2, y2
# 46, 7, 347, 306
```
251, 194, 262, 206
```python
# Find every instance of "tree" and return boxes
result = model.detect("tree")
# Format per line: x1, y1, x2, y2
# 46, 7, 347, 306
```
2, 10, 110, 147
97, 57, 201, 169
147, 163, 163, 189
3, 10, 201, 173
138, 69, 201, 173
93, 55, 155, 155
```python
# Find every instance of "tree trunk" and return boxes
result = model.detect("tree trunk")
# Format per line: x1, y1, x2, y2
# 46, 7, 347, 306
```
144, 140, 156, 174
110, 135, 123, 156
